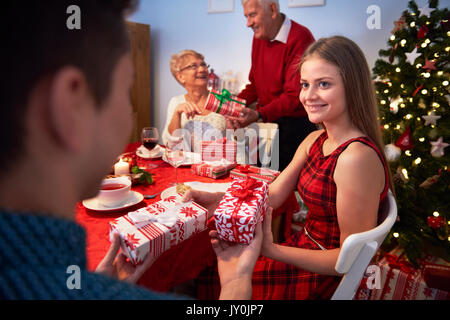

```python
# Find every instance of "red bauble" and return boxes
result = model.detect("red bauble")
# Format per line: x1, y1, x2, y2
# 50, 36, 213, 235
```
417, 25, 429, 39
427, 216, 445, 230
395, 127, 414, 151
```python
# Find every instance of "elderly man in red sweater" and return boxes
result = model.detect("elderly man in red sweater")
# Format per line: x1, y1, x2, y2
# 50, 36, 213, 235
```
235, 0, 316, 171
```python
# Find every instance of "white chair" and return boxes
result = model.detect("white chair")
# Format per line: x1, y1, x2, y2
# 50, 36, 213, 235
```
331, 190, 397, 300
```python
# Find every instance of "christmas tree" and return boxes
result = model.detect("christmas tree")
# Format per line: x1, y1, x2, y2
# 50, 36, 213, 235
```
372, 0, 449, 266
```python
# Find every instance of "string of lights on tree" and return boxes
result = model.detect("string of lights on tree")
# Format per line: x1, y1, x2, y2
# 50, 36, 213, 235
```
372, 0, 449, 266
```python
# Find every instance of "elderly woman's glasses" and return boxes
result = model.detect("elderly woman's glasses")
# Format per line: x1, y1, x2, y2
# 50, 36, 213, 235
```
179, 62, 210, 72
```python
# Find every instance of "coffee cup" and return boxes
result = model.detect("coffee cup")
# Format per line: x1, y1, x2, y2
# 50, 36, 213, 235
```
97, 177, 131, 207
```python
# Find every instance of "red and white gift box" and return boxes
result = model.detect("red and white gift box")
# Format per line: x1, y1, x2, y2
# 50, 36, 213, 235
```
214, 178, 268, 244
109, 193, 208, 265
191, 159, 236, 179
355, 247, 450, 300
201, 137, 237, 163
204, 89, 245, 118
230, 164, 280, 184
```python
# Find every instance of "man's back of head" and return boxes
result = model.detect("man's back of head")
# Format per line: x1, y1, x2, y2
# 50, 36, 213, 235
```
1, 0, 137, 177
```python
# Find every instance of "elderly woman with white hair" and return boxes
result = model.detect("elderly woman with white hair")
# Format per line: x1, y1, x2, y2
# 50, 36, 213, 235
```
162, 50, 228, 150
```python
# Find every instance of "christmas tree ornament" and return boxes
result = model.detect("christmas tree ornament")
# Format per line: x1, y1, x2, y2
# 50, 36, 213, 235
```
430, 137, 449, 158
389, 96, 402, 114
413, 84, 424, 97
419, 174, 440, 188
405, 47, 422, 65
389, 43, 399, 63
417, 25, 429, 39
395, 127, 414, 151
418, 98, 427, 109
422, 59, 436, 70
422, 111, 441, 126
385, 143, 402, 162
392, 16, 407, 34
419, 5, 435, 18
427, 216, 445, 230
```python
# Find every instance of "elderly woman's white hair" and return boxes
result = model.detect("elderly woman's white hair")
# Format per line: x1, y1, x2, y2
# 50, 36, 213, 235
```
170, 49, 205, 85
241, 0, 280, 12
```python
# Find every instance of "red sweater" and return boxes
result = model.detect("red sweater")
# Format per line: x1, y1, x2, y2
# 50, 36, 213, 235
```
238, 21, 315, 122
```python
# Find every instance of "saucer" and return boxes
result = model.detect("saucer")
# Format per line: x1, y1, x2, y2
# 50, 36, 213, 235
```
136, 145, 163, 159
82, 191, 144, 212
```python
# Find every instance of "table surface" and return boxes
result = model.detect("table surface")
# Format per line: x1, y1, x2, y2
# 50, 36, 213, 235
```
75, 143, 298, 292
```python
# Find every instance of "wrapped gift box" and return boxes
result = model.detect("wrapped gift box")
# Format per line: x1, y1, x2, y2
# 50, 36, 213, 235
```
214, 178, 268, 244
191, 159, 236, 179
230, 164, 280, 184
201, 138, 237, 163
204, 89, 245, 118
109, 193, 208, 265
354, 247, 450, 300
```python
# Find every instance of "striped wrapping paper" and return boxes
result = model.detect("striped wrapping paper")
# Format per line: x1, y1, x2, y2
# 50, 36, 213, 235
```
201, 138, 237, 163
109, 193, 208, 265
204, 89, 245, 118
191, 160, 236, 179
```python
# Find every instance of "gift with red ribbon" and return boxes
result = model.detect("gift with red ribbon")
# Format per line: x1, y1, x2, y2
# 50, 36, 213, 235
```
109, 193, 208, 265
354, 247, 450, 300
384, 252, 415, 274
230, 164, 280, 183
191, 159, 236, 179
204, 89, 245, 118
201, 137, 237, 163
214, 178, 268, 244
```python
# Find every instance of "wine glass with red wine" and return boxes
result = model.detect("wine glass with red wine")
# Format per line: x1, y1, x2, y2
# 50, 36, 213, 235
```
141, 127, 159, 151
140, 127, 160, 169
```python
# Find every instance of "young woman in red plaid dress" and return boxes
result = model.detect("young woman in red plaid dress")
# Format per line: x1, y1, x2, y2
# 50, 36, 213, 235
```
192, 35, 393, 299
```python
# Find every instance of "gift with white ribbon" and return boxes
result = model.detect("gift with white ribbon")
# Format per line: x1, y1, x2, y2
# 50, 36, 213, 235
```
109, 194, 208, 265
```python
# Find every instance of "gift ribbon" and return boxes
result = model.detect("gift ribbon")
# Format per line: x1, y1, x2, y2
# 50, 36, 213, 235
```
384, 253, 415, 273
235, 164, 277, 179
227, 178, 263, 242
128, 208, 178, 228
212, 89, 245, 113
230, 178, 262, 201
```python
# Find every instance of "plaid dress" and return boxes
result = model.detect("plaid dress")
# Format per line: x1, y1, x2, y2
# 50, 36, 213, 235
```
197, 131, 389, 300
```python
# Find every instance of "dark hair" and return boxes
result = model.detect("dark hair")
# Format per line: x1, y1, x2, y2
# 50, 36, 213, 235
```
1, 0, 138, 170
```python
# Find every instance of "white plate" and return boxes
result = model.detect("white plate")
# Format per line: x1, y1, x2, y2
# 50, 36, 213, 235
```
160, 181, 231, 200
82, 191, 144, 212
162, 151, 201, 166
136, 145, 164, 159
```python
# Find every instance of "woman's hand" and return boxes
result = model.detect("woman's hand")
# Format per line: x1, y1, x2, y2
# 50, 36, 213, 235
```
261, 207, 276, 258
174, 101, 202, 120
95, 233, 155, 284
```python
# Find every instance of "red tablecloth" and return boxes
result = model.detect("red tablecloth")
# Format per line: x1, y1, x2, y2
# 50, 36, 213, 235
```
75, 143, 299, 293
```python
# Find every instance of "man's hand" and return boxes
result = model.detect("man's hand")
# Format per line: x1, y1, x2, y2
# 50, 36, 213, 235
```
95, 233, 155, 284
226, 105, 259, 129
182, 189, 224, 219
210, 208, 270, 299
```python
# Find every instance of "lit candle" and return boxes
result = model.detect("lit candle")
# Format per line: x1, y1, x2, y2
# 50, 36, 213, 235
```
114, 158, 129, 175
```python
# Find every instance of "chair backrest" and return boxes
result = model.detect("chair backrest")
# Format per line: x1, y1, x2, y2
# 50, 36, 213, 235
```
331, 190, 397, 300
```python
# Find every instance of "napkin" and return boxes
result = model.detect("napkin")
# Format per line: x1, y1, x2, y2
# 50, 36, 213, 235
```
137, 145, 161, 158
128, 207, 178, 228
